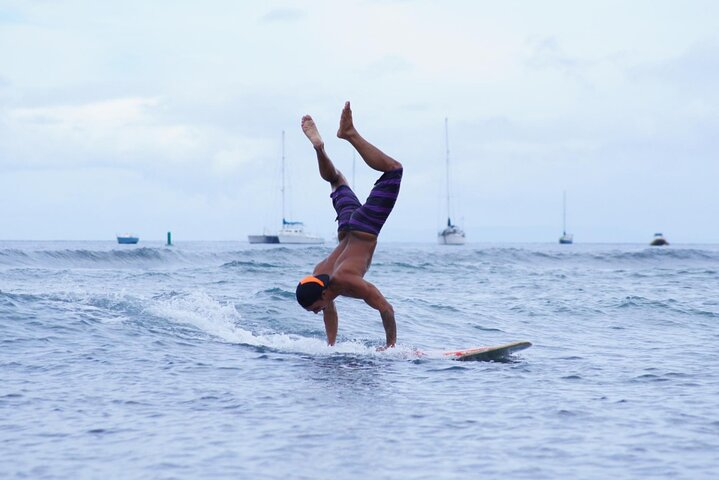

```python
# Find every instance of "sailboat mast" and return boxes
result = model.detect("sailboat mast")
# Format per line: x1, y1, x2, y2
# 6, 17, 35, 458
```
445, 117, 451, 225
281, 130, 286, 224
562, 190, 567, 234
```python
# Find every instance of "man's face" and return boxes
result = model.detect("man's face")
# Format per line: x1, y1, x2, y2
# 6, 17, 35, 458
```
305, 295, 328, 314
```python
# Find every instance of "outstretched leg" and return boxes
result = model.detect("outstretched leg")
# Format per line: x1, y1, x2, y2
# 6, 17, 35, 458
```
337, 101, 402, 172
302, 115, 348, 191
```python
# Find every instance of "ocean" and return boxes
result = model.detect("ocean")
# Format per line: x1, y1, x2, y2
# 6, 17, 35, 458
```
1, 240, 718, 479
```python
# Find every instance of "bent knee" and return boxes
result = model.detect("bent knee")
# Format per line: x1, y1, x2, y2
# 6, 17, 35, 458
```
388, 159, 403, 171
331, 172, 349, 190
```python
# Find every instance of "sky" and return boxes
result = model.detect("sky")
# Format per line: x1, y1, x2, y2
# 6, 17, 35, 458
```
1, 0, 717, 243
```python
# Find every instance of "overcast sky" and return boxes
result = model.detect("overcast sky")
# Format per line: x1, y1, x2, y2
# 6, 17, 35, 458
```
1, 0, 717, 243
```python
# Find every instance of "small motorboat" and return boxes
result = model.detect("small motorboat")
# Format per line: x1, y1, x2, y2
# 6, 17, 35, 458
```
650, 233, 669, 246
117, 234, 139, 244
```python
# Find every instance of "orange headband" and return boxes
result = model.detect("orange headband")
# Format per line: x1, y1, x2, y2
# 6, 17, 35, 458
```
299, 275, 325, 287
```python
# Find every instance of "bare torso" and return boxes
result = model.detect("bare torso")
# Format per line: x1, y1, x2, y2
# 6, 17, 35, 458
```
312, 230, 377, 298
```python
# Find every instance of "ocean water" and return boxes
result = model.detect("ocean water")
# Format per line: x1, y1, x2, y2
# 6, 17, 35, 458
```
1, 240, 718, 479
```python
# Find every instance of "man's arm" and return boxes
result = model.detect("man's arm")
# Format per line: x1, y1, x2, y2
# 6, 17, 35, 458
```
356, 280, 396, 348
322, 300, 338, 346
379, 307, 397, 349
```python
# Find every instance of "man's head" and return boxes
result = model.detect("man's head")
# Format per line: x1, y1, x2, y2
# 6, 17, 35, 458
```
296, 274, 330, 313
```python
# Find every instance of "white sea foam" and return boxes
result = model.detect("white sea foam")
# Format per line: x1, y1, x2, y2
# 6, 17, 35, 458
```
145, 290, 419, 359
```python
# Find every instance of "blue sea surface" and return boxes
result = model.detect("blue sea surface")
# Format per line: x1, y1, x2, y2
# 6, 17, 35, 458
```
1, 241, 718, 479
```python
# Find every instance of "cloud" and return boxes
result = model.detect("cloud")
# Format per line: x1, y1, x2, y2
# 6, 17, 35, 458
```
630, 39, 719, 99
364, 55, 414, 77
1, 97, 206, 168
524, 36, 589, 76
0, 7, 24, 25
11, 97, 158, 127
211, 137, 274, 174
260, 8, 304, 23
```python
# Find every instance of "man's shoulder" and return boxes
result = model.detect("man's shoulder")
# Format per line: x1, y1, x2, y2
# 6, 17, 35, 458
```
330, 271, 368, 296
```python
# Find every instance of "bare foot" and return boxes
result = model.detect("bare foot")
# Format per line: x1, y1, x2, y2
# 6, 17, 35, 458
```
336, 101, 358, 140
301, 115, 324, 148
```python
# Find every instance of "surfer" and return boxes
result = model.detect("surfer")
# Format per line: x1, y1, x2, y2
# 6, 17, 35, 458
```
296, 101, 403, 349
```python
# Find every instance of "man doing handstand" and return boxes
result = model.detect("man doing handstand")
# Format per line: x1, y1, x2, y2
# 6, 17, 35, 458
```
295, 101, 403, 349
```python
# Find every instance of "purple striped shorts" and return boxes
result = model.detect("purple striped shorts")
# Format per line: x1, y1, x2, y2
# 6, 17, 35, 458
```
330, 168, 403, 236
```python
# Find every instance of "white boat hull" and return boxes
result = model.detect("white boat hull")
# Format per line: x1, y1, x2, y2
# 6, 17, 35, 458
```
438, 231, 465, 245
277, 233, 324, 244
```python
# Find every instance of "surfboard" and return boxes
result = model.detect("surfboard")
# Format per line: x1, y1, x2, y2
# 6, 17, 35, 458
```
443, 341, 532, 362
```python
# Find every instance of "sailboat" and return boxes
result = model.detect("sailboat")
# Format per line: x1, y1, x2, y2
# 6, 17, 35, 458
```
275, 131, 323, 244
249, 131, 323, 244
248, 132, 279, 245
558, 190, 573, 244
438, 118, 466, 245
